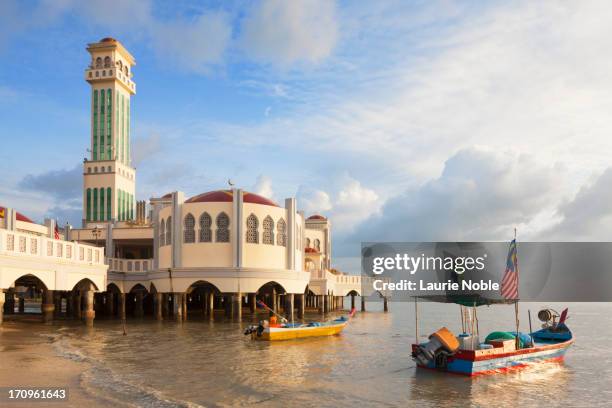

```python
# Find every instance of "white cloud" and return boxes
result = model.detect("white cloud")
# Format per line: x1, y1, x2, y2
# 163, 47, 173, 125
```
252, 175, 274, 199
349, 147, 564, 245
297, 187, 333, 214
240, 0, 338, 65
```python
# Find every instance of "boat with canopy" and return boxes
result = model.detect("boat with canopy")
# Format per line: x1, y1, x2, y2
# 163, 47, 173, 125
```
411, 235, 574, 376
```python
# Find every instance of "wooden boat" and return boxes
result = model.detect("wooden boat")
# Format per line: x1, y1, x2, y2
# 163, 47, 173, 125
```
411, 318, 573, 376
411, 237, 573, 376
245, 309, 356, 341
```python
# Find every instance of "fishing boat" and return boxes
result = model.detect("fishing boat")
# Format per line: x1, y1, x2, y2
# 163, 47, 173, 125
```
245, 301, 356, 341
412, 307, 573, 376
411, 237, 574, 376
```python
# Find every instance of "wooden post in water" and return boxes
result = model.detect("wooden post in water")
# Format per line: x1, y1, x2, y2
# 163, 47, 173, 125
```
361, 296, 366, 312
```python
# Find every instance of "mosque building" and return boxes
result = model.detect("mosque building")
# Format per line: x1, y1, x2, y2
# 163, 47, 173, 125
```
0, 38, 376, 326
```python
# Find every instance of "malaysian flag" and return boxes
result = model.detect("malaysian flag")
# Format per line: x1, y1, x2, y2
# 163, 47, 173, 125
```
501, 239, 519, 299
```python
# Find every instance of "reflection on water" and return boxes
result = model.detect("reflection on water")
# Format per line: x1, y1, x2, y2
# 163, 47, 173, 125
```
47, 302, 611, 407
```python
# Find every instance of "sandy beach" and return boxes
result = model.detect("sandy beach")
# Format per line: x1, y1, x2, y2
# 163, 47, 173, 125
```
0, 320, 104, 408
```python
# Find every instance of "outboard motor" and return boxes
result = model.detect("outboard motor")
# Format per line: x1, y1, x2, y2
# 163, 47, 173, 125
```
412, 327, 460, 368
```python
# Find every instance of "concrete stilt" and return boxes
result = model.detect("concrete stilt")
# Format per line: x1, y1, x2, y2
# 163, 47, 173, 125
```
249, 293, 256, 314
173, 293, 183, 321
207, 292, 214, 320
42, 289, 55, 324
297, 293, 304, 319
0, 292, 4, 325
361, 296, 366, 312
351, 294, 356, 310
18, 297, 25, 313
135, 292, 144, 318
66, 293, 73, 317
155, 293, 163, 321
119, 293, 126, 320
182, 294, 188, 320
162, 293, 169, 318
285, 293, 294, 322
75, 293, 82, 320
5, 289, 15, 314
83, 290, 95, 326
233, 293, 242, 320
54, 291, 62, 318
383, 296, 389, 312
106, 292, 115, 317
323, 295, 328, 314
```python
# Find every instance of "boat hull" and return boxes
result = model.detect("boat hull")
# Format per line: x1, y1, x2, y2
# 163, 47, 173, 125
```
252, 322, 348, 341
412, 339, 573, 376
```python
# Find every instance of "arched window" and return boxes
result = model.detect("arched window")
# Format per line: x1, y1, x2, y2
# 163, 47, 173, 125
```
246, 214, 258, 243
184, 213, 195, 243
95, 57, 102, 68
124, 66, 128, 76
277, 218, 287, 247
166, 216, 172, 245
263, 216, 274, 245
104, 56, 111, 68
159, 219, 165, 246
216, 212, 230, 243
305, 238, 311, 248
118, 60, 123, 70
314, 239, 321, 252
199, 212, 212, 242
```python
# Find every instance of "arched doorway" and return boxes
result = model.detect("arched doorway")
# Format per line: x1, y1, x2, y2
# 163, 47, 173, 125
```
186, 281, 221, 320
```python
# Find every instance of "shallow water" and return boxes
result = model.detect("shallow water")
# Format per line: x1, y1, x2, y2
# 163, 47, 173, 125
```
26, 302, 612, 406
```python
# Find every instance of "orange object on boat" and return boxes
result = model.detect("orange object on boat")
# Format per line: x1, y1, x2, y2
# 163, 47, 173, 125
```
270, 315, 277, 325
430, 327, 460, 352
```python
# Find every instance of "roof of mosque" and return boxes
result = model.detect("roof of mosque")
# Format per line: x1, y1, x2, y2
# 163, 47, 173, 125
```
0, 206, 34, 223
307, 214, 327, 220
185, 190, 279, 207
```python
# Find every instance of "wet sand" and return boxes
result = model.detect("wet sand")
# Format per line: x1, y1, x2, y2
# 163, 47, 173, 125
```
0, 320, 105, 407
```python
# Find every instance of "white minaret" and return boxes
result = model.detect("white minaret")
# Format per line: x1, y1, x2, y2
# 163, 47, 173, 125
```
82, 37, 137, 226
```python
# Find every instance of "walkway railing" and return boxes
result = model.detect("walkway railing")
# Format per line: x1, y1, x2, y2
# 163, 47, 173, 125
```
0, 229, 104, 265
106, 257, 153, 273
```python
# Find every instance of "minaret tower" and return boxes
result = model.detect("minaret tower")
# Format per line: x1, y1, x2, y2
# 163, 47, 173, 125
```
82, 37, 137, 226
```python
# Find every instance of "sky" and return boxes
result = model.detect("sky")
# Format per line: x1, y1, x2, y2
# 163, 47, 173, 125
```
2, 0, 612, 268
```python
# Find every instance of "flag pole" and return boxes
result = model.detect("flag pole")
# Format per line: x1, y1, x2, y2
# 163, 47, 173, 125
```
514, 227, 520, 349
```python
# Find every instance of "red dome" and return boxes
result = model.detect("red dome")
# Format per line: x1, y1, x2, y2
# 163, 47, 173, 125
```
305, 247, 319, 253
185, 190, 279, 207
100, 37, 118, 43
307, 214, 327, 220
0, 206, 34, 223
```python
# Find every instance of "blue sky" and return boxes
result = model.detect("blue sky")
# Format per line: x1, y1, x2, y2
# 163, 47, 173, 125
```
3, 1, 612, 265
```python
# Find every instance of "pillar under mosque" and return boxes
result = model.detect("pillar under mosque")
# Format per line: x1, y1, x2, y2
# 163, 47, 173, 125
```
233, 293, 242, 320
18, 296, 25, 313
0, 291, 4, 325
351, 294, 356, 310
249, 293, 256, 314
118, 293, 126, 320
155, 293, 163, 321
285, 293, 294, 322
383, 296, 389, 312
54, 291, 62, 318
135, 292, 144, 318
74, 292, 82, 320
361, 296, 366, 312
182, 293, 188, 320
106, 292, 115, 317
5, 288, 15, 315
173, 293, 183, 321
83, 290, 95, 326
297, 293, 304, 319
207, 292, 214, 320
42, 289, 55, 324
162, 293, 169, 318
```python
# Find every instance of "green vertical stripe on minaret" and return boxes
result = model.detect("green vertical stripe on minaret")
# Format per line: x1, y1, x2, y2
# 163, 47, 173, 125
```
107, 188, 112, 221
100, 89, 105, 160
93, 188, 98, 222
116, 92, 119, 160
127, 99, 130, 165
86, 188, 91, 221
100, 187, 105, 221
107, 89, 112, 160
121, 95, 125, 164
93, 90, 98, 160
